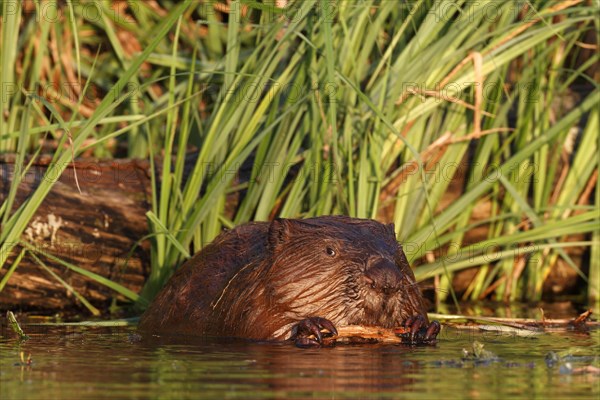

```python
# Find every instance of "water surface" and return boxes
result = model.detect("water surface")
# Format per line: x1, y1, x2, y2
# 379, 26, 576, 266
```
1, 322, 597, 399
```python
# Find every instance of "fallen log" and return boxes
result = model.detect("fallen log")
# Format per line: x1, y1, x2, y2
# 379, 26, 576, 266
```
0, 155, 152, 314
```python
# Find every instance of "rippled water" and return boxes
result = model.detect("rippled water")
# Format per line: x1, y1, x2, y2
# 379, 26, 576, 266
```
1, 322, 598, 399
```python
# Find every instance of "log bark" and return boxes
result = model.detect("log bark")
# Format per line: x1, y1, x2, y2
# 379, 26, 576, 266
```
0, 155, 152, 314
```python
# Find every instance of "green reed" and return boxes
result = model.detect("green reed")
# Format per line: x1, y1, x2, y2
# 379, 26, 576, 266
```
0, 0, 597, 311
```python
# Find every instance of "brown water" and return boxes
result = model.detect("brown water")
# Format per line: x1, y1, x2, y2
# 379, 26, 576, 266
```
1, 321, 598, 399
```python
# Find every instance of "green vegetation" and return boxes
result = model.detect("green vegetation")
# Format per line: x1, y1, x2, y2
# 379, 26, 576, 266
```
0, 0, 598, 311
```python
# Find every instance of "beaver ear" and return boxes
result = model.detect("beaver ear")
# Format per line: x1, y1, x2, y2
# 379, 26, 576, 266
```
386, 223, 396, 238
268, 218, 293, 250
395, 244, 412, 271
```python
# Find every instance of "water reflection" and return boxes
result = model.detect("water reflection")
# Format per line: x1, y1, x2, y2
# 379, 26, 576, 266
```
0, 324, 597, 399
139, 334, 427, 395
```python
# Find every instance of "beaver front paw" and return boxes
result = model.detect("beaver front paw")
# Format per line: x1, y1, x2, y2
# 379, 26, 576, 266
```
401, 315, 440, 345
292, 317, 338, 348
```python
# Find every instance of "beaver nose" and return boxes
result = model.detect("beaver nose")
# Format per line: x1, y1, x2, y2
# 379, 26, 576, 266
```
364, 258, 402, 295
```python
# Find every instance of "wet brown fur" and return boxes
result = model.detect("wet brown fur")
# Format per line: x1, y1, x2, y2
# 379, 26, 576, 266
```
138, 216, 429, 340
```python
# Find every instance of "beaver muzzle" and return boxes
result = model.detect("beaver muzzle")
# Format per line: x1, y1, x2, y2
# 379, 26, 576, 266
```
364, 258, 402, 295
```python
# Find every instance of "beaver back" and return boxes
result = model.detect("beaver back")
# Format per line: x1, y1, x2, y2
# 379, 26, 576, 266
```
138, 222, 269, 336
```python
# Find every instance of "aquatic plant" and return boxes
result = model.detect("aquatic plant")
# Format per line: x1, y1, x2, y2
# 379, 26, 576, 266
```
0, 0, 597, 311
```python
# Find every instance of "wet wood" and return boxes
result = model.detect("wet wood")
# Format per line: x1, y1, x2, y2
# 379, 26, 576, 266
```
322, 325, 407, 345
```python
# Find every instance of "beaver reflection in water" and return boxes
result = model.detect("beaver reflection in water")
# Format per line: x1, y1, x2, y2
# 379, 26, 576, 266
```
138, 216, 440, 346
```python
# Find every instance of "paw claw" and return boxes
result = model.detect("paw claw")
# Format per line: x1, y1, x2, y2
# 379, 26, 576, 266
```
292, 317, 337, 348
400, 315, 440, 345
308, 323, 323, 343
315, 317, 338, 337
425, 320, 441, 341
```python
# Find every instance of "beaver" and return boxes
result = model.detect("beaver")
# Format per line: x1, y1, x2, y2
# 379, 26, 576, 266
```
138, 216, 440, 346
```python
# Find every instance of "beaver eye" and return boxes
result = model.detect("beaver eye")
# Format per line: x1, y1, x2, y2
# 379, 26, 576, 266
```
325, 247, 336, 257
